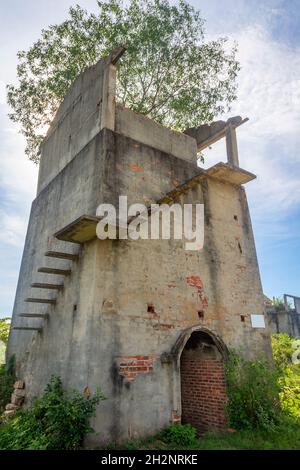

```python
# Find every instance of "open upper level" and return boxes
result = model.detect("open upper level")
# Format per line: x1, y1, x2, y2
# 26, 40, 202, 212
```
37, 46, 255, 195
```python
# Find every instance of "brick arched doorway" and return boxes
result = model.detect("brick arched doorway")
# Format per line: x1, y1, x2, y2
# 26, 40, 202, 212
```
180, 330, 227, 434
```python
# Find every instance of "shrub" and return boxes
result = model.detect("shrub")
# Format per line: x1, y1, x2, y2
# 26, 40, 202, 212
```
279, 368, 300, 420
160, 424, 197, 446
225, 352, 282, 431
271, 334, 300, 422
0, 355, 15, 413
0, 376, 105, 450
272, 334, 295, 370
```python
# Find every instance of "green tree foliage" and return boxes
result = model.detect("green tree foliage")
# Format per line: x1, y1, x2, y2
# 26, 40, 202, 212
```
0, 355, 15, 413
272, 334, 300, 421
272, 333, 295, 370
7, 0, 240, 163
0, 318, 11, 345
0, 376, 105, 450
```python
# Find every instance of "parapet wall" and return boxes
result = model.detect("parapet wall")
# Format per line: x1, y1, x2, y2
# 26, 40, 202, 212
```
115, 105, 197, 164
37, 58, 111, 194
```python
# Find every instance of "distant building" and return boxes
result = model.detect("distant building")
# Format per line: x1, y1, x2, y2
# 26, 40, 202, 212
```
266, 294, 300, 338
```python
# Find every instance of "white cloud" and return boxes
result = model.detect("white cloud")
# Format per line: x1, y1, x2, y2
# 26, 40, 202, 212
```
204, 24, 300, 222
0, 103, 38, 251
0, 81, 6, 105
0, 212, 28, 247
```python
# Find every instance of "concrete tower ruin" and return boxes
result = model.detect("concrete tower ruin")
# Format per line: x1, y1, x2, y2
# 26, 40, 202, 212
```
7, 47, 272, 444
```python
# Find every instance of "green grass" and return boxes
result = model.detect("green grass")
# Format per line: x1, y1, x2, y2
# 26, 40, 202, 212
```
106, 423, 300, 450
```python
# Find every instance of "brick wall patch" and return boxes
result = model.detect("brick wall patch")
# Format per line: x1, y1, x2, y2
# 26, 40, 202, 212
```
186, 275, 208, 309
181, 355, 227, 433
115, 355, 156, 382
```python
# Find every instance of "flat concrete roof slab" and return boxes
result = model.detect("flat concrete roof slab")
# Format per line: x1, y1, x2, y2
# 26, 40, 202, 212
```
206, 163, 256, 185
54, 215, 100, 244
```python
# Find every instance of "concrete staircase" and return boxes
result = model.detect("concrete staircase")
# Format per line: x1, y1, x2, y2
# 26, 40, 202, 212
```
13, 247, 80, 333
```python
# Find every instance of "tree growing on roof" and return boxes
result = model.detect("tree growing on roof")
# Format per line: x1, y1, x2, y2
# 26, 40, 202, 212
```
7, 0, 240, 163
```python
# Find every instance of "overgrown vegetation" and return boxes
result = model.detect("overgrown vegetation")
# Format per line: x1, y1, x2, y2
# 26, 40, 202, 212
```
1, 335, 299, 450
0, 376, 105, 450
159, 423, 197, 446
7, 0, 239, 163
0, 318, 11, 345
116, 335, 300, 450
115, 423, 300, 450
0, 355, 15, 414
225, 352, 282, 430
272, 334, 300, 421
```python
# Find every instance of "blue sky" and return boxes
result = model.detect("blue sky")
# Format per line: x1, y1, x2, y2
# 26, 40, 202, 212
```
0, 0, 299, 317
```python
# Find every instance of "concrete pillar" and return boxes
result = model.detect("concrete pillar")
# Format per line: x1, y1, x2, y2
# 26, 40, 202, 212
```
100, 63, 117, 131
226, 123, 239, 167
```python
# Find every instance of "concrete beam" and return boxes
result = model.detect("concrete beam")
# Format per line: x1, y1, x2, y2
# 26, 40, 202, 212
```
184, 117, 248, 155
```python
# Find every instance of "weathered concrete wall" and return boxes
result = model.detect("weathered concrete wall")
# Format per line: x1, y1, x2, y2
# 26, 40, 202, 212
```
115, 105, 197, 164
7, 56, 272, 445
266, 309, 300, 338
37, 58, 115, 194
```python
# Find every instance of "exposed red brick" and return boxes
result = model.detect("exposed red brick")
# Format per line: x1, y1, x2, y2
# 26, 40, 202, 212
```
186, 276, 208, 309
116, 355, 156, 381
186, 276, 204, 290
153, 323, 175, 330
181, 356, 227, 434
130, 164, 144, 172
171, 410, 181, 423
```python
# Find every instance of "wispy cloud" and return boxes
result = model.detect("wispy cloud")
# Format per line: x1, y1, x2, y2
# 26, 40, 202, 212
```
0, 81, 6, 105
204, 23, 300, 222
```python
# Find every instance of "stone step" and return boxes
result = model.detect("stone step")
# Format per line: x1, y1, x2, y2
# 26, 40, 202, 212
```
13, 326, 42, 332
31, 282, 63, 290
19, 313, 49, 319
45, 250, 79, 261
25, 298, 56, 305
38, 267, 71, 276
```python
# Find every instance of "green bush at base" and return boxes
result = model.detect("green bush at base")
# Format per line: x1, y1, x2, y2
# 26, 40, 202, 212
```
0, 376, 105, 450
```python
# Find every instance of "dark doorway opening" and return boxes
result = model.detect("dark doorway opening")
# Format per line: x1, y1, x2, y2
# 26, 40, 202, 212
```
180, 330, 227, 434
